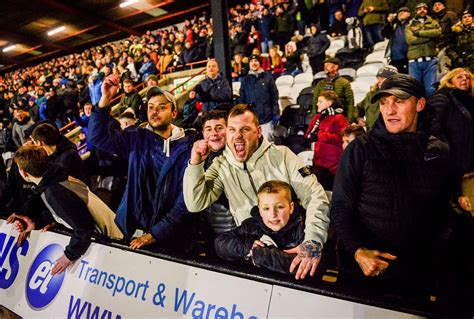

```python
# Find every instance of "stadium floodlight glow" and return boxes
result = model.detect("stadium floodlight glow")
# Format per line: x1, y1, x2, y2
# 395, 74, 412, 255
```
47, 25, 66, 36
2, 45, 16, 52
120, 0, 138, 8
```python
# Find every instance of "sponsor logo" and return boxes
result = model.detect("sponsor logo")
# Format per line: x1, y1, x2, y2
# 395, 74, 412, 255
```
26, 243, 65, 309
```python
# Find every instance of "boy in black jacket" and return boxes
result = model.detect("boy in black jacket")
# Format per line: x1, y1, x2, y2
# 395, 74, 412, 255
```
9, 145, 121, 274
215, 180, 308, 275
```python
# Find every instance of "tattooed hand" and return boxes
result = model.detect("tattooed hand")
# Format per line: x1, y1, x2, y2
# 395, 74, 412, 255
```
284, 241, 322, 280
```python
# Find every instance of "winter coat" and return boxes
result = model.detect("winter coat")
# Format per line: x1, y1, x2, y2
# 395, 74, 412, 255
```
383, 19, 409, 61
428, 88, 474, 181
432, 10, 458, 49
44, 95, 64, 122
447, 22, 474, 70
306, 32, 330, 58
184, 138, 330, 245
405, 16, 441, 60
239, 71, 279, 124
358, 0, 389, 26
331, 119, 452, 267
355, 84, 379, 131
214, 204, 305, 274
49, 135, 89, 186
31, 164, 96, 261
12, 116, 34, 147
179, 47, 198, 66
257, 14, 275, 41
139, 61, 157, 83
312, 76, 355, 121
88, 106, 197, 243
89, 80, 102, 106
305, 113, 349, 174
195, 74, 232, 112
284, 50, 303, 73
119, 89, 144, 117
275, 12, 294, 34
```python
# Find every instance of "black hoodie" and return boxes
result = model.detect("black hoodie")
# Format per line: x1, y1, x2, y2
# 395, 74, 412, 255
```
32, 164, 95, 261
49, 135, 89, 185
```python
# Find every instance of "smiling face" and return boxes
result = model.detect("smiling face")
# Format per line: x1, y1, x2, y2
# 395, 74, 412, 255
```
258, 190, 294, 232
147, 94, 177, 131
379, 95, 424, 134
452, 70, 472, 91
203, 118, 226, 151
226, 111, 261, 163
206, 60, 219, 79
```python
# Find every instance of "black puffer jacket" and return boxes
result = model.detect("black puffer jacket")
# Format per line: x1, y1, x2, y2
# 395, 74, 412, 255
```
331, 118, 452, 263
214, 204, 305, 274
429, 88, 474, 182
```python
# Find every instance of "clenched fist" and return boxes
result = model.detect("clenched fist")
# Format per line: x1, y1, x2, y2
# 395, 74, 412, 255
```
190, 139, 212, 165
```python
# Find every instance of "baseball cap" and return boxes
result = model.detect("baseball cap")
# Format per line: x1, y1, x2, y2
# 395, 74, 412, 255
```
146, 86, 176, 109
376, 65, 398, 78
371, 74, 425, 103
397, 6, 410, 13
323, 57, 341, 66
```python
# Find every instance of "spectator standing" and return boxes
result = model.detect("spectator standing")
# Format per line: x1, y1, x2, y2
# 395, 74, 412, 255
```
88, 72, 102, 106
312, 58, 355, 122
12, 105, 34, 148
447, 10, 474, 71
405, 2, 441, 97
432, 1, 458, 72
331, 74, 453, 296
184, 104, 330, 280
195, 60, 232, 112
358, 0, 389, 51
138, 54, 157, 83
119, 79, 145, 122
257, 7, 275, 54
306, 24, 330, 75
239, 54, 279, 141
383, 7, 411, 74
89, 75, 197, 250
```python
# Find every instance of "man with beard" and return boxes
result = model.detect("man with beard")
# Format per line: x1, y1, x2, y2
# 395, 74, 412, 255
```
89, 74, 196, 250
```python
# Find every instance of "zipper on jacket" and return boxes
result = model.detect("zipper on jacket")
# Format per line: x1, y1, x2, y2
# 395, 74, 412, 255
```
243, 162, 258, 196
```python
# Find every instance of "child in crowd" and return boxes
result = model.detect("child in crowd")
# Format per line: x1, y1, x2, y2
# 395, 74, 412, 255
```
305, 91, 349, 189
342, 124, 366, 150
8, 145, 123, 274
214, 180, 307, 275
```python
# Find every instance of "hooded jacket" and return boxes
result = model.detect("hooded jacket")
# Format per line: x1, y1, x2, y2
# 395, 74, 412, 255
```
32, 164, 95, 261
49, 135, 89, 185
239, 70, 279, 124
214, 204, 306, 274
88, 106, 196, 243
184, 138, 330, 246
12, 115, 34, 147
306, 29, 330, 58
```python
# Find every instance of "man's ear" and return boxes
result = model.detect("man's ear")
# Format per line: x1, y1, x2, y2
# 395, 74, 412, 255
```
416, 97, 426, 113
257, 125, 262, 139
458, 196, 472, 211
18, 167, 29, 181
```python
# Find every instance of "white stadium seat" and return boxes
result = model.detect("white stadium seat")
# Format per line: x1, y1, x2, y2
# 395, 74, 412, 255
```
275, 74, 295, 86
294, 73, 313, 85
356, 64, 379, 77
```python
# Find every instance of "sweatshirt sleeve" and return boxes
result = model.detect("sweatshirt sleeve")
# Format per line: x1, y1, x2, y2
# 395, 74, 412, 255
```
284, 148, 330, 245
183, 160, 225, 212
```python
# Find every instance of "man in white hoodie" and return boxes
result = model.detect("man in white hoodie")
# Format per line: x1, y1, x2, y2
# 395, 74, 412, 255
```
88, 74, 197, 250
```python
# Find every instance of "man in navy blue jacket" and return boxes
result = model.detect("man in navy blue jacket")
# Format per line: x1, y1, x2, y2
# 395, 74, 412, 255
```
88, 74, 196, 250
195, 60, 232, 112
239, 54, 279, 141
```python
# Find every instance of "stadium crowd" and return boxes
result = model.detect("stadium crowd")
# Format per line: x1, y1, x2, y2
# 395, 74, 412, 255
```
0, 0, 473, 311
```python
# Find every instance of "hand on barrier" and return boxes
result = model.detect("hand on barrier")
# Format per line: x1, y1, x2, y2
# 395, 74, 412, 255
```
354, 248, 397, 277
285, 240, 322, 280
41, 222, 57, 232
7, 213, 35, 247
130, 233, 156, 250
51, 254, 73, 275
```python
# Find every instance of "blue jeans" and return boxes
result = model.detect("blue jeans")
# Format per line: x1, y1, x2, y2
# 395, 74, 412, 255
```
364, 23, 384, 49
409, 58, 438, 97
260, 40, 274, 54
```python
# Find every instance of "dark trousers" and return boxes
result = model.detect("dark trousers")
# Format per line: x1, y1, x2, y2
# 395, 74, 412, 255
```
309, 54, 325, 75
